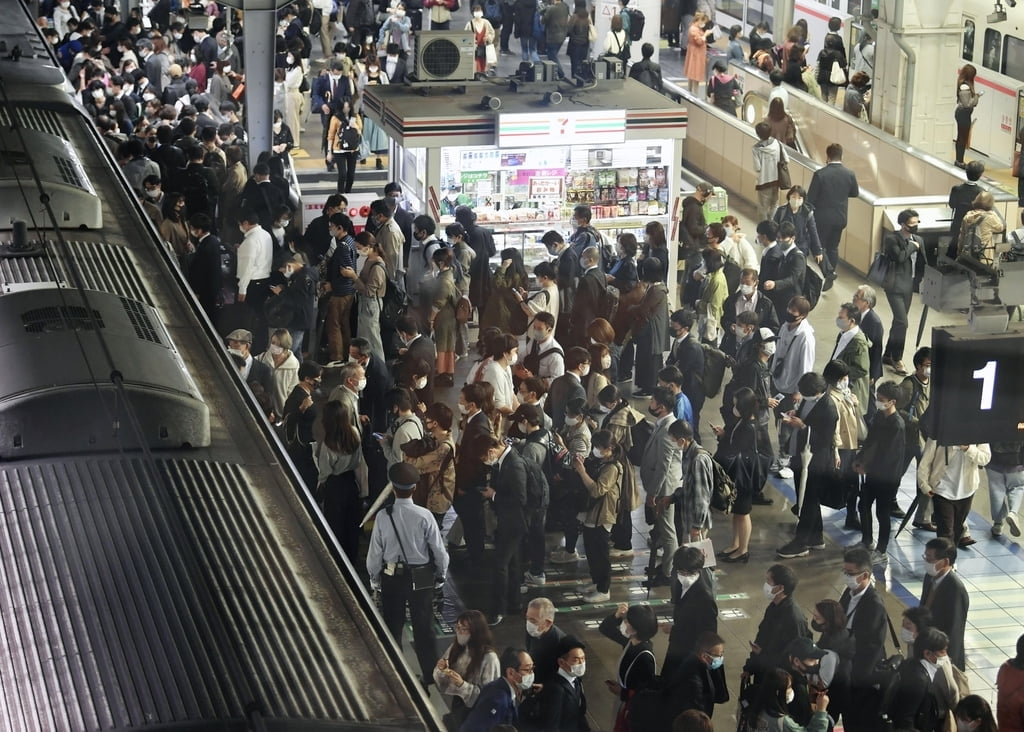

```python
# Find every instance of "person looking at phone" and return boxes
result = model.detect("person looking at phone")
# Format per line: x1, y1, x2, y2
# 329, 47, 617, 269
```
743, 564, 811, 684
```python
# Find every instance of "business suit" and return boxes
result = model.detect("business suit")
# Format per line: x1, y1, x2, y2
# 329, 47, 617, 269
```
401, 334, 436, 406
880, 229, 922, 365
461, 678, 518, 732
839, 584, 889, 730
546, 372, 586, 429
807, 161, 860, 272
947, 180, 982, 258
540, 673, 589, 732
720, 290, 780, 355
491, 448, 528, 618
791, 393, 839, 546
640, 415, 682, 579
527, 624, 567, 686
888, 658, 947, 732
629, 282, 670, 393
666, 332, 705, 442
187, 233, 223, 322
361, 353, 394, 434
744, 595, 811, 679
246, 356, 275, 399
860, 308, 885, 383
569, 266, 606, 346
663, 653, 729, 720
766, 244, 807, 322
454, 411, 495, 555
921, 570, 969, 670
664, 576, 719, 678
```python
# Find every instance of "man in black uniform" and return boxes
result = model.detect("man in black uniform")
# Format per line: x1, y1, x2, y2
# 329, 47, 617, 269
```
366, 463, 449, 687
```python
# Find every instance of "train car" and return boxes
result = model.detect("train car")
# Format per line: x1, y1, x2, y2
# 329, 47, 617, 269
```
0, 4, 443, 730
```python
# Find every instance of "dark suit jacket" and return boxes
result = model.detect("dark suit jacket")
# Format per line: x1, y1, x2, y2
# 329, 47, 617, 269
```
361, 353, 394, 433
888, 658, 945, 732
720, 291, 780, 356
666, 334, 705, 404
187, 233, 222, 320
664, 577, 719, 677
881, 230, 922, 296
921, 570, 969, 670
492, 449, 528, 535
401, 334, 436, 406
456, 411, 495, 494
773, 204, 822, 257
947, 181, 982, 246
795, 393, 839, 472
545, 373, 585, 429
388, 57, 409, 84
839, 584, 889, 687
248, 357, 275, 398
768, 245, 807, 318
807, 162, 860, 231
461, 678, 518, 732
540, 674, 589, 732
745, 596, 810, 677
303, 212, 333, 262
570, 267, 606, 342
526, 624, 567, 686
664, 653, 729, 720
241, 179, 286, 230
860, 308, 885, 381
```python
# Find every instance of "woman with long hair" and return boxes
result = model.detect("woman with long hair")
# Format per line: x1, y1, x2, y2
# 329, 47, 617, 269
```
429, 247, 459, 387
574, 431, 623, 603
565, 1, 592, 81
711, 387, 763, 563
810, 599, 854, 722
340, 231, 388, 361
585, 341, 612, 417
433, 609, 500, 730
326, 96, 363, 193
480, 247, 528, 331
159, 192, 191, 266
955, 696, 998, 732
747, 668, 830, 731
403, 402, 457, 523
283, 48, 305, 148
955, 64, 980, 168
765, 96, 797, 148
684, 12, 710, 94
317, 399, 365, 559
257, 328, 301, 417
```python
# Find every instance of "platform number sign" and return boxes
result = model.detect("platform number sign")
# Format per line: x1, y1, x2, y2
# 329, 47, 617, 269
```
930, 328, 1024, 446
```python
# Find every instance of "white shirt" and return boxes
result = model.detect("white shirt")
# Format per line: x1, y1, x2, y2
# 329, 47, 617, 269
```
236, 224, 273, 293
844, 581, 871, 629
831, 324, 862, 360
482, 359, 516, 412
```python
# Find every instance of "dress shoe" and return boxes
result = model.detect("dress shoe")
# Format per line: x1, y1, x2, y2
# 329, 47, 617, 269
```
912, 521, 937, 532
958, 537, 977, 548
642, 574, 671, 588
890, 506, 907, 519
721, 551, 750, 563
752, 493, 774, 506
717, 547, 740, 558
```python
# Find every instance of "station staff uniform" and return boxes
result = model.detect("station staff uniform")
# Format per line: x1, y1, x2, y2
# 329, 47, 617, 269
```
367, 463, 450, 684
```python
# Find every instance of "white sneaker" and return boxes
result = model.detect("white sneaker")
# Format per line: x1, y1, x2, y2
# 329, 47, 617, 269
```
871, 550, 889, 566
778, 467, 794, 480
549, 550, 580, 564
524, 571, 547, 586
1007, 512, 1021, 537
609, 548, 635, 558
583, 590, 611, 603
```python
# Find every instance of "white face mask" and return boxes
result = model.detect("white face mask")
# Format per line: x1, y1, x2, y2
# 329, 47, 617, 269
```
836, 318, 849, 331
924, 560, 941, 577
789, 197, 803, 210
762, 341, 777, 356
518, 672, 535, 690
458, 403, 469, 415
145, 188, 161, 199
619, 621, 632, 638
526, 620, 544, 638
143, 92, 156, 102
837, 377, 850, 392
518, 420, 531, 434
601, 356, 611, 370
763, 582, 777, 602
580, 365, 590, 377
228, 348, 245, 358
900, 627, 916, 643
843, 572, 863, 591
597, 404, 611, 414
677, 573, 698, 591
414, 377, 428, 390
532, 329, 547, 341
785, 688, 796, 704
356, 377, 367, 391
283, 266, 295, 279
273, 122, 283, 132
592, 447, 605, 459
269, 344, 284, 356
508, 353, 518, 366
936, 655, 951, 668
473, 10, 483, 17
455, 631, 470, 646
724, 225, 733, 237
875, 399, 889, 411
570, 662, 586, 678
923, 367, 932, 378
564, 416, 580, 426
396, 9, 406, 16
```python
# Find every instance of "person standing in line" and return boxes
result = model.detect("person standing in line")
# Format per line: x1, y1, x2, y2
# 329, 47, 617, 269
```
852, 283, 884, 422
525, 597, 567, 686
988, 440, 1024, 539
457, 647, 532, 732
432, 610, 500, 729
573, 430, 623, 604
538, 636, 590, 732
807, 143, 860, 289
752, 122, 785, 224
770, 296, 816, 477
761, 223, 807, 323
853, 381, 906, 566
837, 547, 889, 731
880, 208, 922, 376
743, 564, 811, 683
640, 389, 682, 588
830, 303, 871, 409
323, 213, 357, 366
339, 231, 387, 362
540, 0, 570, 80
670, 419, 713, 551
954, 64, 981, 168
481, 436, 528, 626
919, 537, 970, 671
366, 462, 449, 687
919, 439, 991, 548
899, 347, 934, 530
660, 546, 719, 680
945, 160, 985, 259
317, 400, 367, 559
597, 603, 658, 730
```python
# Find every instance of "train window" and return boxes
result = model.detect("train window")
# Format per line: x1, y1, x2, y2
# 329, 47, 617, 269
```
983, 28, 1001, 71
1004, 35, 1024, 81
963, 18, 975, 62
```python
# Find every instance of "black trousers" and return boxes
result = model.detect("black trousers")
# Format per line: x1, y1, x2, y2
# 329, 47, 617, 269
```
323, 470, 361, 560
524, 507, 547, 574
453, 490, 485, 555
933, 494, 973, 546
336, 152, 356, 193
493, 526, 525, 617
500, 3, 515, 50
380, 572, 437, 681
860, 478, 899, 552
582, 525, 611, 592
883, 289, 912, 364
818, 221, 844, 273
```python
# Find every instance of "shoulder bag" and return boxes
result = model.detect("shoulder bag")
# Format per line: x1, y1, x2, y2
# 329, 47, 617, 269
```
776, 141, 792, 189
867, 250, 891, 287
384, 506, 436, 591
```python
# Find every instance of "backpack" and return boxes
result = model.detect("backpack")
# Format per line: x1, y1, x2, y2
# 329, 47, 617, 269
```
600, 284, 619, 323
483, 0, 501, 22
522, 457, 550, 510
340, 126, 362, 151
373, 261, 409, 324
803, 263, 823, 310
703, 449, 737, 514
203, 151, 227, 188
522, 344, 563, 380
182, 165, 212, 216
961, 219, 986, 259
542, 436, 573, 484
455, 294, 473, 324
626, 418, 653, 466
625, 7, 644, 41
700, 342, 728, 398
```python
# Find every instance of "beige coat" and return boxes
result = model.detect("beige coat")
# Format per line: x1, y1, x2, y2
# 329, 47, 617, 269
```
583, 459, 622, 528
918, 440, 991, 500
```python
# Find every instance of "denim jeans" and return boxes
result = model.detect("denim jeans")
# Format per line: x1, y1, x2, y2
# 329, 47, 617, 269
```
520, 36, 539, 62
988, 467, 1024, 524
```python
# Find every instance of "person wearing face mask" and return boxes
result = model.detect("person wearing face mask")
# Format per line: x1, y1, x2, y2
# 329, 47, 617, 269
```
821, 361, 863, 531
918, 538, 969, 674
880, 208, 923, 376
747, 668, 831, 732
548, 397, 592, 566
583, 343, 612, 421
381, 42, 408, 84
516, 380, 554, 432
836, 547, 888, 729
279, 360, 325, 488
266, 252, 319, 357
852, 382, 906, 565
695, 247, 728, 345
744, 564, 811, 683
395, 314, 436, 406
721, 268, 779, 353
481, 248, 529, 333
270, 108, 295, 163
897, 346, 935, 529
340, 231, 388, 361
375, 387, 424, 469
541, 230, 578, 335
515, 312, 565, 390
427, 247, 459, 388
327, 361, 367, 434
407, 215, 441, 311
770, 296, 815, 474
316, 400, 367, 557
901, 605, 933, 660
186, 213, 223, 323
638, 388, 683, 588
920, 440, 991, 551
545, 347, 589, 430
830, 303, 870, 410
808, 599, 854, 722
573, 432, 623, 603
668, 419, 714, 548
656, 631, 729, 725
480, 333, 521, 429
762, 220, 808, 324
885, 627, 955, 732
523, 598, 566, 682
954, 695, 999, 732
780, 637, 830, 727
433, 610, 500, 728
459, 647, 534, 732
626, 259, 670, 399
378, 3, 413, 57
567, 247, 609, 349
660, 547, 718, 678
511, 404, 552, 584
478, 435, 528, 625
225, 329, 275, 398
721, 328, 779, 482
596, 604, 658, 727
356, 59, 390, 170
711, 388, 766, 563
538, 636, 589, 731
453, 383, 497, 558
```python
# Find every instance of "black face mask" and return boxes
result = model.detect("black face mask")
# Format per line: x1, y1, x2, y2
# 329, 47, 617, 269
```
907, 225, 919, 234
784, 312, 799, 323
648, 406, 661, 417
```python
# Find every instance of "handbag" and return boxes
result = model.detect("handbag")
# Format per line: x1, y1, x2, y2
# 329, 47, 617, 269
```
682, 536, 716, 567
485, 43, 497, 65
588, 21, 597, 43
1013, 149, 1021, 178
776, 143, 792, 189
867, 250, 891, 287
829, 60, 847, 85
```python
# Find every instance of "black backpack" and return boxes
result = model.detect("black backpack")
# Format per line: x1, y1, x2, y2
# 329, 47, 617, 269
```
703, 448, 738, 514
626, 418, 653, 466
372, 261, 410, 324
340, 126, 362, 151
522, 458, 550, 510
625, 7, 645, 41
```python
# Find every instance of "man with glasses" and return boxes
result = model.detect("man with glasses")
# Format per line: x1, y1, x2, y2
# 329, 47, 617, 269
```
460, 648, 537, 731
837, 547, 888, 730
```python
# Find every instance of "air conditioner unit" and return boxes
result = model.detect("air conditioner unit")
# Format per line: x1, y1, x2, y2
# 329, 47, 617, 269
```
412, 31, 477, 82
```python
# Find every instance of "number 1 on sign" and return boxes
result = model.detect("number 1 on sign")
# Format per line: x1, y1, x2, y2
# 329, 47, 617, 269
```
972, 360, 996, 410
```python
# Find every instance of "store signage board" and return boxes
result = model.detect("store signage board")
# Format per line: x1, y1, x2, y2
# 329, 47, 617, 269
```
497, 110, 628, 148
460, 170, 492, 184
529, 177, 564, 198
